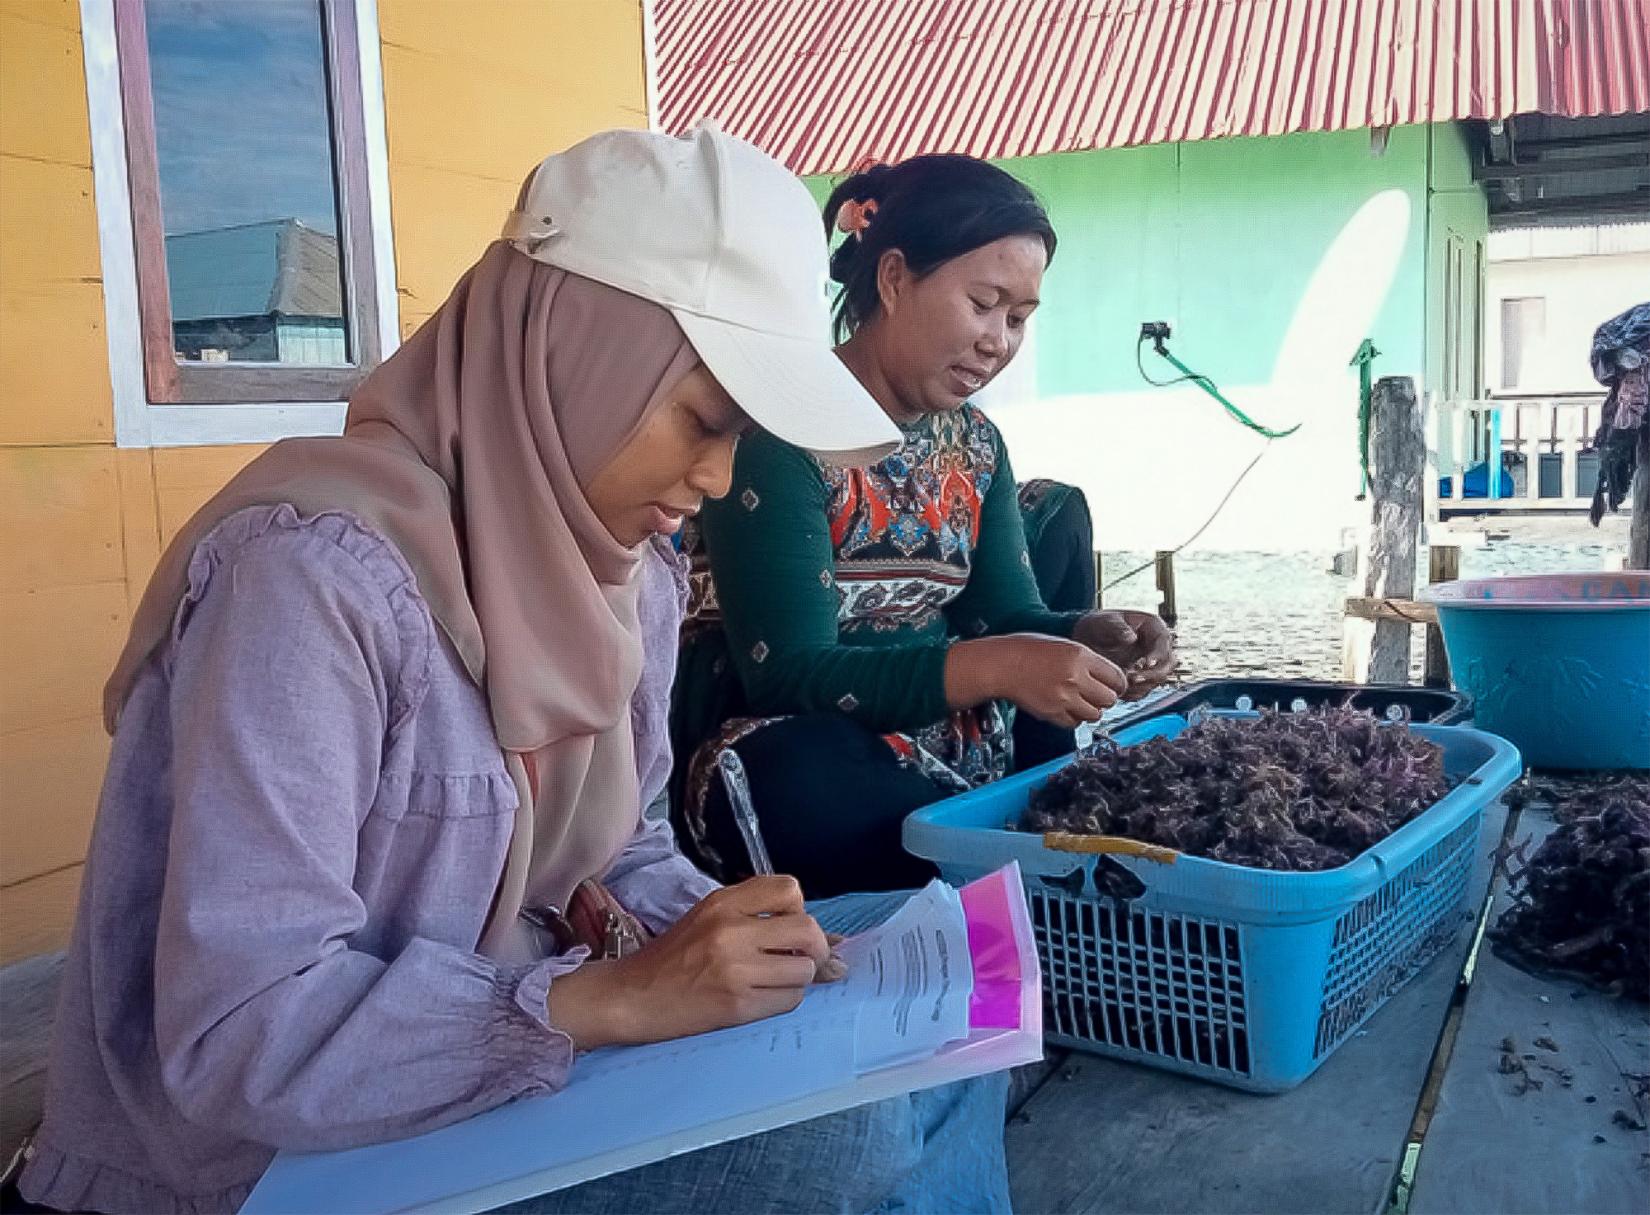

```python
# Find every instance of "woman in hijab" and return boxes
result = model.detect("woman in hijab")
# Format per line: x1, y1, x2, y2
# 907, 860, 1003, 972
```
12, 126, 1011, 1215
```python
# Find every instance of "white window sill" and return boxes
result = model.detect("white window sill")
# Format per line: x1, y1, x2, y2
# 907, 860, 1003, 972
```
142, 402, 349, 447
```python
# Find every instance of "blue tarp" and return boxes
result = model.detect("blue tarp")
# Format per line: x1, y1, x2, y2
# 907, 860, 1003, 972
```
1438, 460, 1516, 500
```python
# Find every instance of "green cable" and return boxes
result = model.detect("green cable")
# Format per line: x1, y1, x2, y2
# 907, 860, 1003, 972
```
1158, 349, 1302, 440
1351, 339, 1381, 497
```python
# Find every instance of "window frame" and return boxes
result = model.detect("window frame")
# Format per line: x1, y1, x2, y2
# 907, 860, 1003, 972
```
82, 0, 399, 449
112, 0, 380, 405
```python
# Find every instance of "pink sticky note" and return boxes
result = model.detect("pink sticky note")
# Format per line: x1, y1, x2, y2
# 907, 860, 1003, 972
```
960, 864, 1030, 1030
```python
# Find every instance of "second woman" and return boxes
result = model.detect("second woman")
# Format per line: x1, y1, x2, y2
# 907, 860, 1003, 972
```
672, 154, 1176, 898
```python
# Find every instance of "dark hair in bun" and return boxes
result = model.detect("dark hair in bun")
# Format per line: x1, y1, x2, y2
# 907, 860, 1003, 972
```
822, 155, 1057, 342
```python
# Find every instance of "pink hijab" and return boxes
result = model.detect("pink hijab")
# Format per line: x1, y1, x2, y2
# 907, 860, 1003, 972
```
106, 242, 698, 958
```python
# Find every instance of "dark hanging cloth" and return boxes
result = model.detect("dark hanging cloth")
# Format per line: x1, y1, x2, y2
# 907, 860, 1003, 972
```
1588, 301, 1650, 526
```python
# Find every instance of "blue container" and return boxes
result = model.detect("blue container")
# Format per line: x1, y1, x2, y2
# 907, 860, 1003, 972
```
903, 718, 1522, 1092
1421, 572, 1650, 770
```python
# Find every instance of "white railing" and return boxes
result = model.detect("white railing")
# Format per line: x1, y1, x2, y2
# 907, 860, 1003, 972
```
1427, 392, 1604, 517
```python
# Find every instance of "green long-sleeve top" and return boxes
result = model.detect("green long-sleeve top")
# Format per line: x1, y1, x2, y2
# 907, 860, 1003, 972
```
686, 404, 1084, 737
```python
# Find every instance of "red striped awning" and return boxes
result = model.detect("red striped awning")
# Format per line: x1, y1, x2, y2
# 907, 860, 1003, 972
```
655, 0, 1650, 176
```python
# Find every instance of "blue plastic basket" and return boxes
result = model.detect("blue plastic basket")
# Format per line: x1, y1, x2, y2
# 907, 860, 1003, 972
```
1422, 572, 1650, 770
903, 717, 1522, 1092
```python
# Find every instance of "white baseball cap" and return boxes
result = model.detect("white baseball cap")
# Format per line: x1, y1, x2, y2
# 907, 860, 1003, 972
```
503, 121, 899, 466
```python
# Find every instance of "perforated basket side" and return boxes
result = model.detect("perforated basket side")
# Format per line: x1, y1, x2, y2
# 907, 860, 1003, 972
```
1031, 884, 1252, 1081
1311, 810, 1484, 1057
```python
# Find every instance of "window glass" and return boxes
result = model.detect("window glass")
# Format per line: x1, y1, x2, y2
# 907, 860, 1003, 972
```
144, 0, 349, 365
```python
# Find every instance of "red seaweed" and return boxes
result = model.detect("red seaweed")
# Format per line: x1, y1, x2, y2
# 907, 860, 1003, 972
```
1490, 775, 1650, 1002
1022, 706, 1456, 871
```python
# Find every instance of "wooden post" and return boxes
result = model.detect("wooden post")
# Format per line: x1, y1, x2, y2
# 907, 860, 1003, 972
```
1154, 550, 1177, 627
1342, 376, 1425, 684
1631, 426, 1649, 571
1423, 544, 1460, 688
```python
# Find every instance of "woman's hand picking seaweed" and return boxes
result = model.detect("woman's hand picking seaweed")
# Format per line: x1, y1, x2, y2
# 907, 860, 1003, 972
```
946, 634, 1126, 727
1073, 609, 1176, 699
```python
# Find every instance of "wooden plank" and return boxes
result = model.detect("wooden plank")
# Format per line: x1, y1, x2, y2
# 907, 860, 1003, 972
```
378, 163, 516, 326
0, 865, 81, 966
0, 155, 102, 291
377, 8, 646, 183
171, 364, 367, 404
377, 0, 645, 79
1344, 597, 1439, 626
150, 443, 265, 543
1424, 546, 1459, 689
115, 447, 162, 610
0, 950, 65, 1163
1004, 801, 1508, 1215
112, 0, 181, 403
1154, 551, 1177, 628
0, 716, 107, 887
0, 0, 79, 31
1408, 804, 1650, 1215
0, 283, 113, 445
0, 11, 92, 167
0, 446, 123, 589
0, 582, 129, 735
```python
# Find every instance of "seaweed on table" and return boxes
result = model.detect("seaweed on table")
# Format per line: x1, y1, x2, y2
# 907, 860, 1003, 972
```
1022, 705, 1456, 871
1491, 774, 1650, 1002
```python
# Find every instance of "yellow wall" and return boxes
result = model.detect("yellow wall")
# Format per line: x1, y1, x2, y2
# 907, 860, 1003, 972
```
377, 0, 649, 334
1, 0, 120, 963
0, 0, 648, 965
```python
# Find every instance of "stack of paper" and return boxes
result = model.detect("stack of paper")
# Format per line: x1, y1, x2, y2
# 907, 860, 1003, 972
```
241, 864, 1040, 1214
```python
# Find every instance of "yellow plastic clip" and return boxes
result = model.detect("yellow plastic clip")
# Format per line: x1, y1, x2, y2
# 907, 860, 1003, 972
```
1041, 833, 1180, 865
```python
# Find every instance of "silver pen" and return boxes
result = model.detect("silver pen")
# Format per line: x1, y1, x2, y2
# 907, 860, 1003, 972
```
717, 749, 774, 876
718, 749, 846, 980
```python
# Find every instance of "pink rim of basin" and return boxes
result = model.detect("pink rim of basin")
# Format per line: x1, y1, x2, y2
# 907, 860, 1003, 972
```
1420, 571, 1650, 611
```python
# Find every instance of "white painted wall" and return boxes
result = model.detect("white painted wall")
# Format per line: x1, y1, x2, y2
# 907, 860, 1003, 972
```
1486, 223, 1650, 397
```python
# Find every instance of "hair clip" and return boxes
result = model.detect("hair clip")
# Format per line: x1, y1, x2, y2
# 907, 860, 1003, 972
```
834, 198, 878, 239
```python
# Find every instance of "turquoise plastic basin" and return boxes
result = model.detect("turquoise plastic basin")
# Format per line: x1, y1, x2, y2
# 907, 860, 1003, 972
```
1421, 572, 1650, 770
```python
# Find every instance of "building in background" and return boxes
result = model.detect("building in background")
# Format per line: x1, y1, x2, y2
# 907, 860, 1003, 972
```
0, 0, 651, 970
657, 0, 1650, 552
166, 218, 347, 364
1489, 222, 1650, 397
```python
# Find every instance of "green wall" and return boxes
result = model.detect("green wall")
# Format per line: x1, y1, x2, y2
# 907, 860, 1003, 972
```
1011, 127, 1431, 396
807, 124, 1489, 551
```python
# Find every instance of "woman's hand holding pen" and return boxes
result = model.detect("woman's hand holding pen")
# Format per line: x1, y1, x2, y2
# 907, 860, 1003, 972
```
546, 877, 843, 1051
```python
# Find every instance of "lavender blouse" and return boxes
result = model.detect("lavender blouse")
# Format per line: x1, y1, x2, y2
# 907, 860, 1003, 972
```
20, 506, 718, 1214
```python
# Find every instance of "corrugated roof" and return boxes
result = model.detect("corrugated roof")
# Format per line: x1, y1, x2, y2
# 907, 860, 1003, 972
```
656, 0, 1650, 176
165, 219, 342, 322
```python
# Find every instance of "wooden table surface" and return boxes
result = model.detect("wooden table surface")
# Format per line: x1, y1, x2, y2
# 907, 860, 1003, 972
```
1003, 793, 1650, 1215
